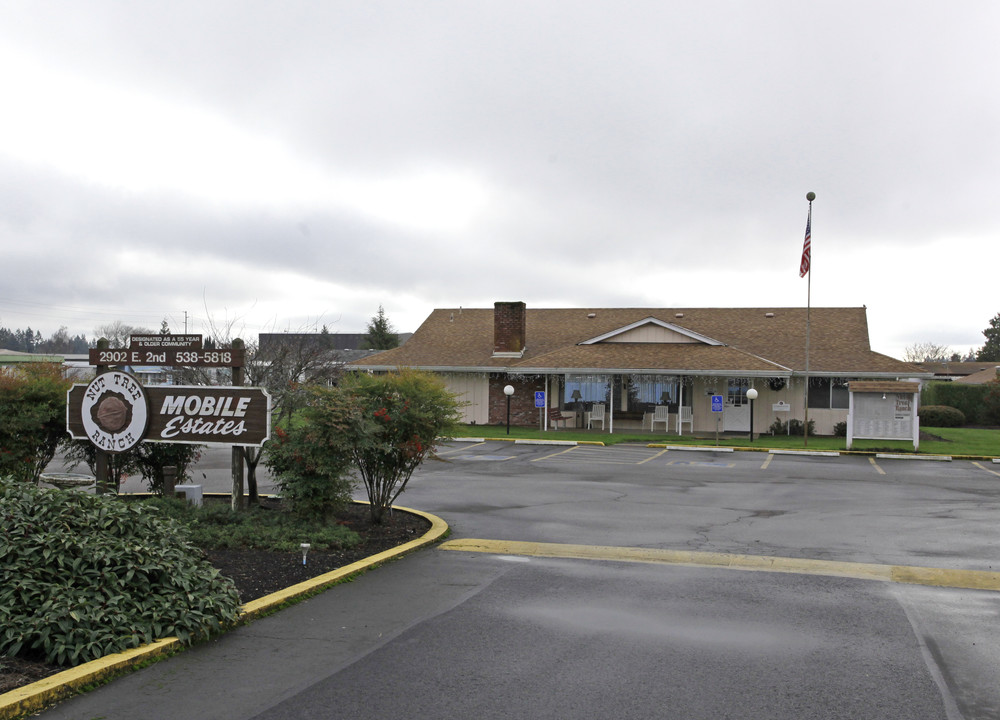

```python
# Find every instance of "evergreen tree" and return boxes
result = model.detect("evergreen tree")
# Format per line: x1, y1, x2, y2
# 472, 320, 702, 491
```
362, 305, 399, 350
976, 313, 1000, 362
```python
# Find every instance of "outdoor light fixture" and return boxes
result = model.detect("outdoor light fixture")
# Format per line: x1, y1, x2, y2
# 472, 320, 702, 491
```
746, 387, 758, 443
300, 543, 311, 566
882, 393, 887, 400
504, 384, 515, 435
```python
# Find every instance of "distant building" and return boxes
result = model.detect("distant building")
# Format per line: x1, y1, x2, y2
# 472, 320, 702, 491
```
0, 349, 65, 373
258, 332, 411, 365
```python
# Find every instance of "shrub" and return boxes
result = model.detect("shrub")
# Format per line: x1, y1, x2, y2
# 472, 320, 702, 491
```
135, 442, 204, 494
982, 381, 1000, 426
833, 421, 847, 437
264, 417, 355, 523
921, 382, 990, 425
266, 369, 462, 524
918, 405, 966, 428
0, 479, 241, 666
0, 363, 73, 483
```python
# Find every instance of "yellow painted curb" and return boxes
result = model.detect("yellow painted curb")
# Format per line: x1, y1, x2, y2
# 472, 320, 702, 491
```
0, 505, 448, 720
0, 638, 182, 720
440, 538, 1000, 592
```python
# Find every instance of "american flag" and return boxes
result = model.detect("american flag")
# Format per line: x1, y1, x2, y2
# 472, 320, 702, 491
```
799, 206, 811, 277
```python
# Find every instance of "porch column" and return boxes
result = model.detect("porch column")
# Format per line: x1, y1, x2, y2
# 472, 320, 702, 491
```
678, 382, 684, 436
609, 379, 614, 433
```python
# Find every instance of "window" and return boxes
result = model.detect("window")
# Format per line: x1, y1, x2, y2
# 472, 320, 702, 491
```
808, 378, 849, 409
727, 379, 750, 406
564, 374, 609, 406
831, 381, 849, 409
621, 375, 692, 413
630, 378, 678, 405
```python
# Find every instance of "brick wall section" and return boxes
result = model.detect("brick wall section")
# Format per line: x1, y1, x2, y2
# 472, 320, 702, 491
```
488, 375, 545, 426
493, 301, 526, 354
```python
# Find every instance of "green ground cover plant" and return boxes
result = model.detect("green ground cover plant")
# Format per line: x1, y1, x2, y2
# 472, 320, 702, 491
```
143, 496, 359, 552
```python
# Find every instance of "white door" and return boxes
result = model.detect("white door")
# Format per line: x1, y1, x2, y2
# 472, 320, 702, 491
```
723, 379, 751, 431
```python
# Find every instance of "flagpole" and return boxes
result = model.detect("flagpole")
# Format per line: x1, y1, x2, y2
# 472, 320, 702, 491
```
803, 192, 815, 447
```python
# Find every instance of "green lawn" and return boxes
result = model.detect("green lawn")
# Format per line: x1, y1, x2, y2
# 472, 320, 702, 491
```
447, 424, 1000, 458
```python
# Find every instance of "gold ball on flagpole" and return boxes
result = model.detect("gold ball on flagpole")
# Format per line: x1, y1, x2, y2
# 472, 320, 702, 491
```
806, 191, 816, 202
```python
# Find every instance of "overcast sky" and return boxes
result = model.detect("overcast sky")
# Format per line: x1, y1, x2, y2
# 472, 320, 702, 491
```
1, 1, 997, 360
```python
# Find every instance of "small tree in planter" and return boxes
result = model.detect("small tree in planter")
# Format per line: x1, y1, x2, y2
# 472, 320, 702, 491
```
341, 369, 461, 523
135, 442, 205, 494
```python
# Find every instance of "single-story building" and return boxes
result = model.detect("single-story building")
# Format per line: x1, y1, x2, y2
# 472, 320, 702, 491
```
351, 302, 928, 436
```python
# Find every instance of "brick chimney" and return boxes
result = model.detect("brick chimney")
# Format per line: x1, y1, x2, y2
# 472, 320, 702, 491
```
493, 301, 526, 355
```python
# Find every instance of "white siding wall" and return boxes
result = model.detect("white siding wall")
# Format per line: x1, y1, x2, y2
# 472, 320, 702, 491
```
440, 373, 489, 425
605, 326, 699, 343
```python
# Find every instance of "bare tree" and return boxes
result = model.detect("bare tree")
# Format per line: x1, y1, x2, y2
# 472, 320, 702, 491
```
185, 309, 345, 506
903, 341, 953, 364
94, 321, 152, 348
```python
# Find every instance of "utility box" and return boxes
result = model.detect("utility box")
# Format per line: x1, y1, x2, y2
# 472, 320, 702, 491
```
174, 484, 204, 507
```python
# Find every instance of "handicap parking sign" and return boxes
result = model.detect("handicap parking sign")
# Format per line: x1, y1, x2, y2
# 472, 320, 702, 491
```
534, 391, 546, 408
711, 395, 724, 413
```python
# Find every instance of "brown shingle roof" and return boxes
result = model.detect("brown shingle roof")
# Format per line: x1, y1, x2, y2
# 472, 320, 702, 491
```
353, 306, 924, 377
953, 367, 1000, 385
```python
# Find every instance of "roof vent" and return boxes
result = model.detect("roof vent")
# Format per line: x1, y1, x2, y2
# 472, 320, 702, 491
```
587, 313, 596, 319
675, 313, 684, 319
765, 312, 775, 318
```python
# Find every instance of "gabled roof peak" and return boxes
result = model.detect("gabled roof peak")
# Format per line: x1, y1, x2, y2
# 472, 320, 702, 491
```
579, 316, 725, 347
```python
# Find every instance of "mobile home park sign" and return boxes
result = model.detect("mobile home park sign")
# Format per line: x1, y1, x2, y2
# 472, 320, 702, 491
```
68, 380, 271, 450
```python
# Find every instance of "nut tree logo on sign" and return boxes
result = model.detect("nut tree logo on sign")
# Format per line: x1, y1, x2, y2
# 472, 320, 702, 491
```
80, 371, 150, 453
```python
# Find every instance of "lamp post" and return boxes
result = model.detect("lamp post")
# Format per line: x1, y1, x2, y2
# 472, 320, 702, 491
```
504, 384, 515, 435
746, 387, 758, 443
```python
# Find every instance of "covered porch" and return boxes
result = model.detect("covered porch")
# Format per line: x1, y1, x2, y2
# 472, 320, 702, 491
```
506, 371, 805, 437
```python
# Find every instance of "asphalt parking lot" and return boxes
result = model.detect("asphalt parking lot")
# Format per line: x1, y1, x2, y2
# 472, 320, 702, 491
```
31, 439, 1000, 719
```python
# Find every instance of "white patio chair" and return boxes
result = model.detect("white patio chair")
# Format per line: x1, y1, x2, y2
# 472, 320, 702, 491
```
586, 403, 606, 430
676, 406, 693, 433
650, 405, 670, 432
